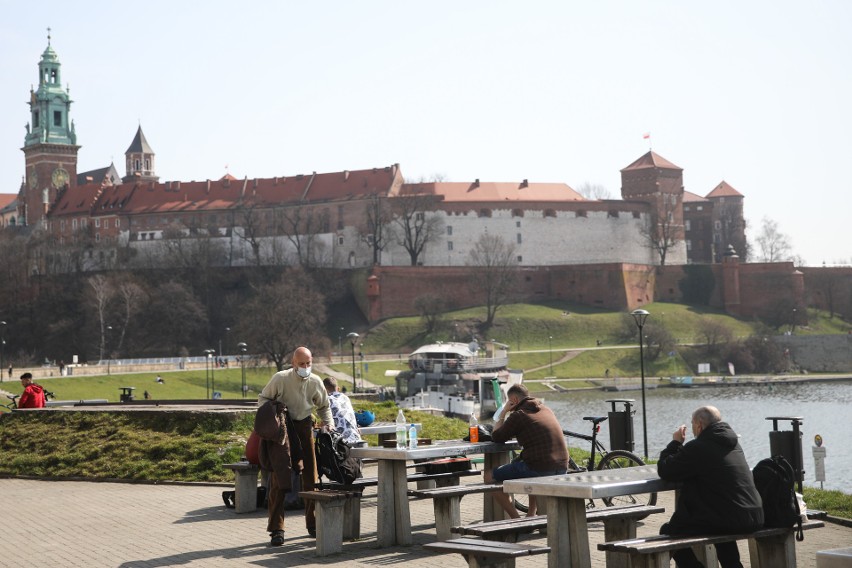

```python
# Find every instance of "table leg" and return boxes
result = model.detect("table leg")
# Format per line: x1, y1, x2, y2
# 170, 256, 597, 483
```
376, 460, 396, 547
548, 497, 591, 568
484, 452, 512, 521
392, 460, 412, 545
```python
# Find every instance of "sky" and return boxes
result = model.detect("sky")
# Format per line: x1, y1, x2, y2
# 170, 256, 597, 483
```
1, 1, 850, 266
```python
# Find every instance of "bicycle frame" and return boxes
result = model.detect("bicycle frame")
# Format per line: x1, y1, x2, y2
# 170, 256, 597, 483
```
563, 426, 608, 471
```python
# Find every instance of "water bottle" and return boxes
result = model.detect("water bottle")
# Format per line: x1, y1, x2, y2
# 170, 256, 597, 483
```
469, 412, 479, 443
395, 409, 407, 449
409, 424, 418, 449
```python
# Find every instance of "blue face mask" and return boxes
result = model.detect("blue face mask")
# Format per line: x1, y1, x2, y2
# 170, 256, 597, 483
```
296, 366, 311, 378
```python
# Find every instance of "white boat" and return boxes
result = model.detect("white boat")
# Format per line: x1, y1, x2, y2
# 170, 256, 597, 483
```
394, 340, 522, 420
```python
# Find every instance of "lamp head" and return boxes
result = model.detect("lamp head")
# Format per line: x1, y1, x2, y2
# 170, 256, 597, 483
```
347, 331, 359, 346
630, 309, 650, 328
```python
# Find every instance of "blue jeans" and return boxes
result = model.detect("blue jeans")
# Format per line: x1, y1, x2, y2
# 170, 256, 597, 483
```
492, 459, 568, 481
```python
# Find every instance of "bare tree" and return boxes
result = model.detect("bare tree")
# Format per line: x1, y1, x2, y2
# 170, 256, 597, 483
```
467, 233, 518, 328
87, 275, 115, 360
698, 319, 734, 357
143, 280, 208, 355
359, 193, 393, 266
414, 293, 446, 334
639, 195, 682, 266
576, 182, 611, 200
391, 182, 443, 266
275, 204, 330, 269
234, 203, 268, 267
234, 268, 329, 370
754, 217, 793, 262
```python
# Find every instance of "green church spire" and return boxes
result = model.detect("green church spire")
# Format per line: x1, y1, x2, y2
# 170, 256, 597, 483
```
24, 28, 77, 148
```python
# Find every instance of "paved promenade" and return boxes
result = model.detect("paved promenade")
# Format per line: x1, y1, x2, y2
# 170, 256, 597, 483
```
1, 470, 849, 567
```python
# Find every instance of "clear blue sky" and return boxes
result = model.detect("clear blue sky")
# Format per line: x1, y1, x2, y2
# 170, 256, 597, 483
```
2, 1, 850, 266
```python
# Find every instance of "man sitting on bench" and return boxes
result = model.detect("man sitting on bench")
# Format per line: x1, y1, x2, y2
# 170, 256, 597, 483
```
658, 405, 764, 568
486, 384, 569, 517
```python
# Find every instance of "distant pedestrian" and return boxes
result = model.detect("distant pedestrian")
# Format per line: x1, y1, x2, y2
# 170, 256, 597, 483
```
605, 368, 610, 378
7, 365, 11, 380
143, 390, 151, 400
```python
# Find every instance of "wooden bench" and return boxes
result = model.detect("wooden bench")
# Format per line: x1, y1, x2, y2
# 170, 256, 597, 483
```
222, 462, 260, 513
298, 490, 357, 556
598, 519, 825, 568
453, 504, 665, 544
409, 483, 504, 540
424, 537, 550, 568
319, 469, 481, 493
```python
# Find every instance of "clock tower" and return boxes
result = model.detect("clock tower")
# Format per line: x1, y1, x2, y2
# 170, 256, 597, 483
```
20, 31, 80, 227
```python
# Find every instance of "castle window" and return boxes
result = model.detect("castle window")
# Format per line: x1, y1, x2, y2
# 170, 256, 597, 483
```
517, 233, 522, 244
696, 205, 703, 211
575, 210, 587, 218
33, 111, 40, 128
415, 212, 425, 221
135, 159, 141, 171
53, 111, 62, 127
95, 219, 100, 228
95, 233, 100, 242
517, 255, 523, 263
72, 219, 78, 229
714, 220, 721, 230
448, 241, 454, 251
684, 205, 691, 212
686, 240, 692, 251
145, 159, 150, 171
685, 220, 691, 231
516, 221, 521, 228
104, 219, 109, 229
337, 235, 344, 246
447, 226, 453, 236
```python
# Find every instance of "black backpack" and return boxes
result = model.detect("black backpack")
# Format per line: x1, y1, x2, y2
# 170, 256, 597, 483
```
315, 429, 362, 485
752, 455, 804, 541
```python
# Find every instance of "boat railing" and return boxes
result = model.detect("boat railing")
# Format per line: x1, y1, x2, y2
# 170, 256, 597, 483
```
411, 355, 509, 372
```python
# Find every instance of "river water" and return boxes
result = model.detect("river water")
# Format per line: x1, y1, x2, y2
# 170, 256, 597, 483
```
546, 380, 852, 494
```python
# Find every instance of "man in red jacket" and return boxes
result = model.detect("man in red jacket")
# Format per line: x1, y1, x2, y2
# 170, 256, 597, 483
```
17, 373, 46, 408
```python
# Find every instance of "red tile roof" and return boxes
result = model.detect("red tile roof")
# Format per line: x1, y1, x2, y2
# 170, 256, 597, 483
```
705, 180, 743, 198
682, 190, 707, 203
48, 165, 401, 218
400, 181, 585, 202
0, 194, 17, 209
621, 151, 682, 172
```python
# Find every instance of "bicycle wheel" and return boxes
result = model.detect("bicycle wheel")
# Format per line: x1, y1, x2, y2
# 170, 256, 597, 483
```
511, 455, 583, 514
597, 450, 657, 511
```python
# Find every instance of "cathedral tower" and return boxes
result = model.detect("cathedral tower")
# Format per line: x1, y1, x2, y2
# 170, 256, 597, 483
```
122, 125, 159, 182
21, 32, 80, 227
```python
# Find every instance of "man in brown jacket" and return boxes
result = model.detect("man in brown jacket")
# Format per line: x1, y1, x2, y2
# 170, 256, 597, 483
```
487, 384, 569, 517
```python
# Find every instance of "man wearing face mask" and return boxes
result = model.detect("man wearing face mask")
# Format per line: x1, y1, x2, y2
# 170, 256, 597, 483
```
259, 346, 333, 545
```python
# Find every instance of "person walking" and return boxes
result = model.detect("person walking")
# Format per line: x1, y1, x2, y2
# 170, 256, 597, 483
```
258, 346, 333, 545
657, 405, 763, 568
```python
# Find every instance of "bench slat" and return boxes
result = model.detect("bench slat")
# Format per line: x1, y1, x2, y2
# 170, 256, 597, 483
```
424, 537, 550, 559
598, 520, 825, 554
410, 483, 503, 499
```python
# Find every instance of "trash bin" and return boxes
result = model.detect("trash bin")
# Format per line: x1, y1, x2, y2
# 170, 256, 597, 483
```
766, 416, 805, 492
606, 399, 636, 452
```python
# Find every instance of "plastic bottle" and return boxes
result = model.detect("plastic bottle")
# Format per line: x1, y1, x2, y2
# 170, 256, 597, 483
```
395, 409, 407, 449
409, 424, 418, 449
469, 412, 479, 443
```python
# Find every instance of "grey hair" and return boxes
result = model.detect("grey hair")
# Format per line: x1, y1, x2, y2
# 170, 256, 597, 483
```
692, 406, 722, 428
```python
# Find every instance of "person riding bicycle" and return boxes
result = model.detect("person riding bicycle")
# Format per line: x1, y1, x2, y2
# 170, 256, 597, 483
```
17, 373, 46, 409
486, 383, 569, 517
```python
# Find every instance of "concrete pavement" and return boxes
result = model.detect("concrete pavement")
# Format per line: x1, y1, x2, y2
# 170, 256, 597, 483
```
1, 468, 850, 567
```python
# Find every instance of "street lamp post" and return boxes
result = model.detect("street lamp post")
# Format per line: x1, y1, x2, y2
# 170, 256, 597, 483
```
106, 325, 113, 375
631, 309, 651, 460
359, 343, 365, 389
347, 332, 359, 393
0, 321, 6, 383
204, 349, 216, 399
237, 342, 248, 398
548, 335, 553, 374
219, 327, 230, 360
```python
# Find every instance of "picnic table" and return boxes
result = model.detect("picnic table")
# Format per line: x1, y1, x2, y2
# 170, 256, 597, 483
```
359, 422, 422, 445
502, 465, 676, 568
350, 440, 520, 547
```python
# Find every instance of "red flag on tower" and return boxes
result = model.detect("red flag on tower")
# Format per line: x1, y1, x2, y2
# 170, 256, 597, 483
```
643, 132, 651, 140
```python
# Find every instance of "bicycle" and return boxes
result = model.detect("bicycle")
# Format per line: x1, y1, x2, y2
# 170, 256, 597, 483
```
2, 389, 55, 411
511, 415, 656, 514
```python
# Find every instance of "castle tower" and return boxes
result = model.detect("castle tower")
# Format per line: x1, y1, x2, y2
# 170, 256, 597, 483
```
21, 32, 80, 227
122, 125, 159, 182
706, 181, 746, 262
620, 151, 685, 264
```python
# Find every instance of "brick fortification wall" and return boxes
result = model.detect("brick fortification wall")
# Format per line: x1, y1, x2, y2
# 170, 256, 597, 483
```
364, 264, 656, 322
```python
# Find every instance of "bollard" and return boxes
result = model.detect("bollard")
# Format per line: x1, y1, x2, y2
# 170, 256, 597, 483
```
606, 399, 636, 452
766, 416, 805, 493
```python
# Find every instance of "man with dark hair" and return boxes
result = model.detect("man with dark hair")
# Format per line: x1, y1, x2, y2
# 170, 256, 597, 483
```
259, 347, 333, 545
17, 373, 46, 409
658, 405, 763, 568
487, 383, 569, 517
323, 376, 362, 445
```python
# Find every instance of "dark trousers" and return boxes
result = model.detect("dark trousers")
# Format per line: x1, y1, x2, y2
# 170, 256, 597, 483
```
267, 417, 317, 533
661, 523, 743, 568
